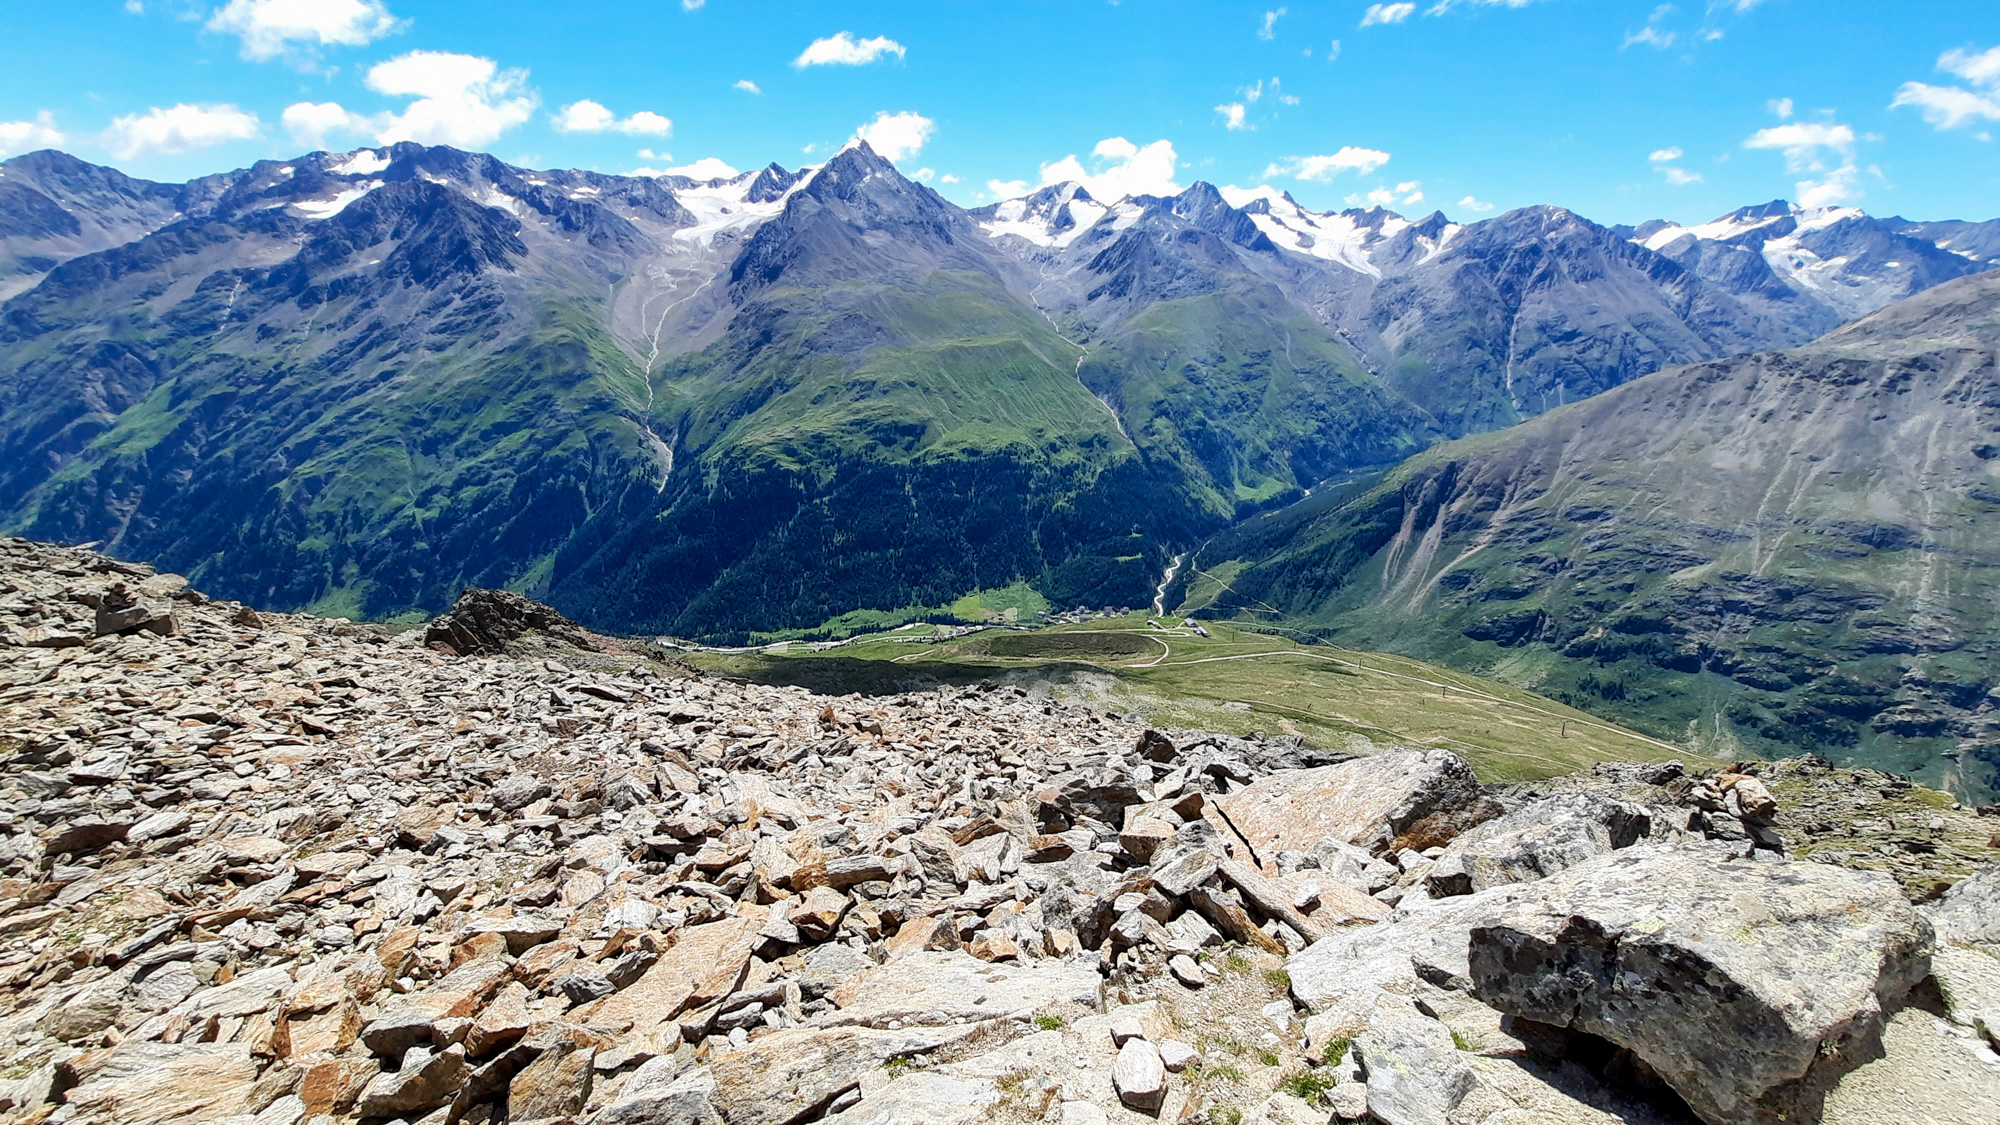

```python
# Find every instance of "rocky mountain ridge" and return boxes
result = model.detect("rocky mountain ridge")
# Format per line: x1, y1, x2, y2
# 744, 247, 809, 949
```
1, 141, 1994, 640
1173, 270, 2000, 804
1, 537, 1997, 1125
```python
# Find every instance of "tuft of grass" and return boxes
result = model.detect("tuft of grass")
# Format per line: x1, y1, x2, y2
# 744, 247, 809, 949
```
1033, 1014, 1065, 1031
1223, 951, 1253, 975
1451, 1029, 1477, 1052
1320, 1035, 1352, 1068
1276, 1064, 1338, 1106
1255, 1048, 1281, 1067
881, 1056, 914, 1076
1263, 968, 1292, 992
1210, 1108, 1243, 1125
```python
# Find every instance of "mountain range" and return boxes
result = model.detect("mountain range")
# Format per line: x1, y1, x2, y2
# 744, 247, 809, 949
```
1, 141, 1995, 662
1174, 270, 2000, 801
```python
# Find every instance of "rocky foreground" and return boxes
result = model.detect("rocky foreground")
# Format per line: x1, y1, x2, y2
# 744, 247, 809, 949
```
0, 536, 1997, 1125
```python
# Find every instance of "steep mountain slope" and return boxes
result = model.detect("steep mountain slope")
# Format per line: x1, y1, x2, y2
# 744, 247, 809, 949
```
0, 141, 1993, 642
0, 150, 211, 301
550, 146, 1217, 636
1175, 272, 2000, 802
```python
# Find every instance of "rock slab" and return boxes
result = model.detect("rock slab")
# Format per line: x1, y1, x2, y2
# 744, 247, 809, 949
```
1467, 844, 1933, 1125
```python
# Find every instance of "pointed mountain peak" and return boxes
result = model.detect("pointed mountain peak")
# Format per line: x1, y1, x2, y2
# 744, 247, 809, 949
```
745, 162, 804, 203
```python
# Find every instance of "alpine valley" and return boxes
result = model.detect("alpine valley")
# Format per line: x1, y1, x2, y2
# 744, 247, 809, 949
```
4, 141, 1999, 794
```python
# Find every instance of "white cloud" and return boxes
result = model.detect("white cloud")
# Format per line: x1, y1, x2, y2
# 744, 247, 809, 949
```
1244, 80, 1263, 104
553, 100, 672, 136
1426, 0, 1553, 13
1794, 165, 1858, 207
1262, 146, 1392, 181
1768, 97, 1794, 119
1622, 4, 1677, 50
670, 158, 737, 179
1744, 121, 1856, 169
1942, 45, 2000, 87
1892, 83, 2000, 130
1745, 118, 1860, 206
1892, 45, 2000, 131
1360, 3, 1415, 26
733, 79, 761, 94
988, 178, 1028, 197
940, 173, 960, 184
910, 167, 935, 182
633, 157, 736, 180
1216, 103, 1249, 131
794, 32, 906, 68
1259, 7, 1286, 40
102, 103, 260, 159
1458, 195, 1494, 212
1648, 145, 1701, 183
1328, 39, 1341, 61
0, 111, 65, 157
1347, 181, 1425, 208
1037, 137, 1179, 200
282, 101, 366, 150
682, 0, 704, 8
206, 0, 402, 63
367, 50, 536, 149
622, 111, 672, 136
125, 0, 142, 11
851, 110, 934, 163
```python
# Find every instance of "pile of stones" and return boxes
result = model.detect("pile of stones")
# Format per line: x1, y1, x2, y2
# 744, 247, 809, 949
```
0, 536, 1996, 1125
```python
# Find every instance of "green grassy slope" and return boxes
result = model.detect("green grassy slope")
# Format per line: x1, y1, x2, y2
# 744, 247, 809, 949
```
685, 615, 1700, 784
1172, 274, 2000, 802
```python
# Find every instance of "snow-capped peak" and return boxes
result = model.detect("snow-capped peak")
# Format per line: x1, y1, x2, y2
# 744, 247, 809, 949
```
980, 181, 1111, 248
671, 165, 816, 246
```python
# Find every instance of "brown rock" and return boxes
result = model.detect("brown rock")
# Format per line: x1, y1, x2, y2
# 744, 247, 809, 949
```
356, 1044, 469, 1117
360, 956, 512, 1057
507, 1041, 596, 1122
285, 997, 362, 1057
885, 914, 961, 959
579, 912, 762, 1039
1188, 885, 1285, 954
452, 930, 511, 968
789, 885, 849, 941
296, 1055, 378, 1117
63, 1042, 258, 1124
467, 981, 535, 1056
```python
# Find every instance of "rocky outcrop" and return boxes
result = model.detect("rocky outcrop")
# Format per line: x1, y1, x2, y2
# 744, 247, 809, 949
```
422, 586, 604, 656
1467, 845, 1933, 1125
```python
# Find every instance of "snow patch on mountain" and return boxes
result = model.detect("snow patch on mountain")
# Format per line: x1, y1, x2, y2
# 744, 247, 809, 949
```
670, 168, 813, 246
294, 181, 382, 220
330, 149, 391, 178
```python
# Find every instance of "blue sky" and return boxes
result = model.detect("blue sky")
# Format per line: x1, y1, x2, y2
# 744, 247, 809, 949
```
2, 1, 1996, 225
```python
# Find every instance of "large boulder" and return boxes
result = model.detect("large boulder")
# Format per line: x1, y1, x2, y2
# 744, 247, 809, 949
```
1925, 862, 2000, 948
1288, 882, 1542, 1030
1424, 792, 1656, 897
1216, 748, 1491, 860
820, 950, 1103, 1029
1466, 844, 1933, 1125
